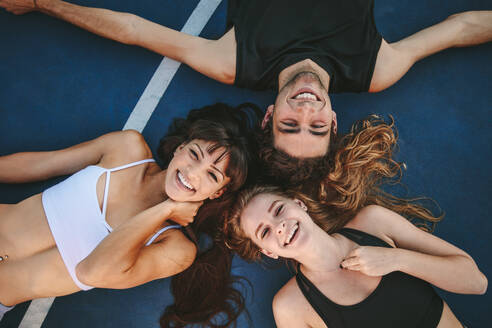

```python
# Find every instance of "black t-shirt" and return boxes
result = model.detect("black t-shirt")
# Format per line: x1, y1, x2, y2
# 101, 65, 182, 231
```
227, 0, 382, 93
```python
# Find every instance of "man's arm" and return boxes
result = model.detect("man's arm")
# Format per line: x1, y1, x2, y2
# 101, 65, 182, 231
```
0, 0, 236, 83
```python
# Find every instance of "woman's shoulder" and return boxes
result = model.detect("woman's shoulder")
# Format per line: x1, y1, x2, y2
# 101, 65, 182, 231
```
99, 130, 153, 164
344, 205, 398, 246
273, 276, 306, 309
273, 276, 312, 326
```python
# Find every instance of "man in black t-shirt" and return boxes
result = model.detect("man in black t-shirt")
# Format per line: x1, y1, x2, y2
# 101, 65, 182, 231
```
2, 0, 491, 161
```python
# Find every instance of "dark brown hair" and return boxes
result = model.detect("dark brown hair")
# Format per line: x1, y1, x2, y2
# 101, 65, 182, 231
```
257, 117, 337, 186
159, 103, 262, 327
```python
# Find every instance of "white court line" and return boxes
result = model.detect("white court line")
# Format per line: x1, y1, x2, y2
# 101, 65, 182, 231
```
17, 0, 222, 327
18, 298, 55, 328
124, 0, 223, 132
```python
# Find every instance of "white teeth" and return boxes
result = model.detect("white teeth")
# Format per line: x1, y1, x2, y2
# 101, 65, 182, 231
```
285, 223, 299, 245
294, 92, 317, 101
178, 171, 194, 190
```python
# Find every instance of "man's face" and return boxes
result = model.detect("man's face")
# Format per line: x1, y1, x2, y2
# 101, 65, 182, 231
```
264, 72, 337, 158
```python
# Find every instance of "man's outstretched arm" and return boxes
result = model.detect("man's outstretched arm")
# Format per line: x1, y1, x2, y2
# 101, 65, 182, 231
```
370, 11, 492, 92
0, 0, 236, 83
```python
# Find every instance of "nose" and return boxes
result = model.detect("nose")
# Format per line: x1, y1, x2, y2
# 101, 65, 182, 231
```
276, 221, 286, 235
288, 99, 323, 113
185, 162, 203, 186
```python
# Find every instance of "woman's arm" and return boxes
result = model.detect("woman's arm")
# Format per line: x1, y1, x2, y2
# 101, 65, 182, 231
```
75, 199, 202, 289
342, 205, 488, 294
0, 130, 142, 183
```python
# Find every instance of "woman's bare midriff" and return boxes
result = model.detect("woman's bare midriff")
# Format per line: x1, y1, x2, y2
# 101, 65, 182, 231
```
0, 193, 80, 306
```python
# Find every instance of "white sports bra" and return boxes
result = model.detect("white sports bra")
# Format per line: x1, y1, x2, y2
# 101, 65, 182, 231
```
42, 159, 180, 290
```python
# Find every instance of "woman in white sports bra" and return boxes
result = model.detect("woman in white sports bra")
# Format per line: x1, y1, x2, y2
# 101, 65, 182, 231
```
0, 103, 262, 324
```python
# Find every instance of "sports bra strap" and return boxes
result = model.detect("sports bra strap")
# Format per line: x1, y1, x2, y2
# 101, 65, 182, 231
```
108, 158, 156, 172
337, 227, 392, 248
296, 267, 344, 327
101, 159, 156, 230
145, 225, 181, 246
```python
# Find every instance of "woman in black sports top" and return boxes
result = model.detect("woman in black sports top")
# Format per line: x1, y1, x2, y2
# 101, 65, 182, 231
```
224, 186, 487, 328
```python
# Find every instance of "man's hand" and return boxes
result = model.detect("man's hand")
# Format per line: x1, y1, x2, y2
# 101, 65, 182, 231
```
0, 0, 38, 15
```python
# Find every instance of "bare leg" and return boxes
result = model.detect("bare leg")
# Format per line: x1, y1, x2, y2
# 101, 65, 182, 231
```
370, 11, 492, 92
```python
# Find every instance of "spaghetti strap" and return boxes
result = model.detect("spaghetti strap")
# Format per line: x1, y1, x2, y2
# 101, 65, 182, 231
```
108, 158, 155, 172
100, 158, 156, 231
146, 225, 182, 246
101, 171, 113, 231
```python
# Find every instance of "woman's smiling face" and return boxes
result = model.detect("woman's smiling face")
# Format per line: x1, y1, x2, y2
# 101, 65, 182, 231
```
165, 139, 231, 202
239, 193, 315, 260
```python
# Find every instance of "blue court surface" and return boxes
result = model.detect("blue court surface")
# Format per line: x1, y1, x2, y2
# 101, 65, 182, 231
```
0, 0, 491, 327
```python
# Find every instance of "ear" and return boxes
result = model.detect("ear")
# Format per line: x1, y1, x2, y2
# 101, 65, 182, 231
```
174, 143, 186, 155
331, 111, 338, 135
261, 105, 275, 129
293, 198, 308, 211
260, 248, 279, 259
209, 187, 226, 200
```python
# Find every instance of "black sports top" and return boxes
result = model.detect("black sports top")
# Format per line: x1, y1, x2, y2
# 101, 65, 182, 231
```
296, 228, 444, 328
226, 0, 382, 93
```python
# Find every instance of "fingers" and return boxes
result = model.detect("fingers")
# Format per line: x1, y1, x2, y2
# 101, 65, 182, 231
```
343, 264, 362, 272
346, 247, 361, 259
340, 256, 358, 269
341, 247, 363, 270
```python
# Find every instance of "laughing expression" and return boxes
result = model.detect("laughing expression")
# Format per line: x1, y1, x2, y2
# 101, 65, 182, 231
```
270, 72, 337, 158
240, 193, 315, 260
165, 139, 231, 201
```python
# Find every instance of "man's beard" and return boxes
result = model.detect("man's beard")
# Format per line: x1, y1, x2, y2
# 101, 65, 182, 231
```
279, 71, 327, 95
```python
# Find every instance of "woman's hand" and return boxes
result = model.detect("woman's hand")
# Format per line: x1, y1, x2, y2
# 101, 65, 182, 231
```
340, 246, 399, 276
0, 0, 38, 15
165, 199, 203, 226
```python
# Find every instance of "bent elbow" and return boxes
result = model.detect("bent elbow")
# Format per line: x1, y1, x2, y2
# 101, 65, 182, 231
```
476, 272, 488, 295
75, 261, 111, 288
118, 13, 140, 45
75, 261, 96, 287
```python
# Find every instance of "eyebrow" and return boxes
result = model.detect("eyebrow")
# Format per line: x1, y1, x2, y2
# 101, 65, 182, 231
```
193, 143, 204, 158
195, 143, 226, 180
268, 199, 281, 213
310, 130, 329, 136
255, 199, 281, 239
211, 165, 225, 180
255, 223, 264, 239
277, 127, 329, 136
277, 127, 300, 134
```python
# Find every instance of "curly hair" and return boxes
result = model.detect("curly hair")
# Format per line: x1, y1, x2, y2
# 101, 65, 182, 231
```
225, 116, 443, 263
260, 115, 442, 225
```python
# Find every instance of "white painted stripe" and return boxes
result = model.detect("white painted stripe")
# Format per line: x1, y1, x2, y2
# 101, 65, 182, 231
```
17, 1, 222, 327
123, 0, 223, 132
18, 298, 55, 328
